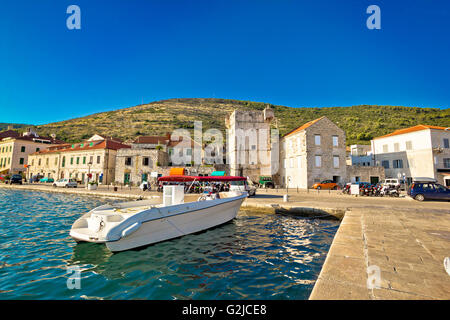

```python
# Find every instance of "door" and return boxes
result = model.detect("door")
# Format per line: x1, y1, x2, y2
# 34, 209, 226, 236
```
124, 173, 130, 184
435, 184, 450, 200
422, 183, 436, 200
370, 176, 379, 185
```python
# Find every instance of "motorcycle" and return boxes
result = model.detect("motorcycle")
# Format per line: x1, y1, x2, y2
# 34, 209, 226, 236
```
380, 185, 399, 197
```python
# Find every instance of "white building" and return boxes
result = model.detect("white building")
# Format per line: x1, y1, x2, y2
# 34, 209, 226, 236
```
371, 125, 450, 186
347, 144, 374, 166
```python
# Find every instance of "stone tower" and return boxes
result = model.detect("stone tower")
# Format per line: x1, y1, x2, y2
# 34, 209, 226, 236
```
225, 105, 277, 182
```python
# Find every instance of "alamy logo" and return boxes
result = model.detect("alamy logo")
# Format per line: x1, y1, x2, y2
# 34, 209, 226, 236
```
66, 266, 81, 289
366, 5, 381, 30
66, 5, 81, 30
367, 265, 381, 289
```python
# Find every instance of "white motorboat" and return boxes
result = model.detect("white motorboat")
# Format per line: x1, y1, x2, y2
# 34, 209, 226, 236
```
70, 181, 247, 252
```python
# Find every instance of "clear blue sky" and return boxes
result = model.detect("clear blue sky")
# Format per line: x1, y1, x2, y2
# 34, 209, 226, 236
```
1, 0, 449, 125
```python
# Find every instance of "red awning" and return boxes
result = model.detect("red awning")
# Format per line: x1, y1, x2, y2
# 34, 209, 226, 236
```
158, 175, 246, 182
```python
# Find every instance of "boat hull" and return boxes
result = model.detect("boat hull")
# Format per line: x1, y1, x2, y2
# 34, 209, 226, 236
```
105, 196, 245, 252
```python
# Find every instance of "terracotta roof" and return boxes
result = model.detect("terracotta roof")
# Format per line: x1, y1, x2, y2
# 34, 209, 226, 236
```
373, 125, 448, 140
168, 136, 202, 148
31, 139, 130, 155
0, 130, 20, 140
283, 116, 326, 138
134, 135, 170, 145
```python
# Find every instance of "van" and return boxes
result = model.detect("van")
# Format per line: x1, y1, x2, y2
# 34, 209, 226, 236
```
381, 178, 403, 189
229, 178, 256, 197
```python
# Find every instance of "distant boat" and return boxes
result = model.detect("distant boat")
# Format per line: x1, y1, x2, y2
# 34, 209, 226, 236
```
70, 176, 248, 252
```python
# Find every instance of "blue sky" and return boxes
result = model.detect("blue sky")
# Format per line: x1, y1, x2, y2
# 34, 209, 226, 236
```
1, 0, 449, 125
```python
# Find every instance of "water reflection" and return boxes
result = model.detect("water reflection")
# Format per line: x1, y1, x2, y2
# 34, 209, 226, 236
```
0, 189, 339, 300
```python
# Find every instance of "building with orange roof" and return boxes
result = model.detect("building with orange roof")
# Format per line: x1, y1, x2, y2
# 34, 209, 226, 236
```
0, 128, 65, 176
27, 135, 130, 184
278, 116, 347, 188
371, 125, 450, 186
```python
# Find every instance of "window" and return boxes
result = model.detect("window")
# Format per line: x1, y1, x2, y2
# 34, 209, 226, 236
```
54, 157, 58, 165
382, 144, 388, 153
143, 157, 149, 166
90, 156, 93, 164
186, 148, 192, 156
83, 157, 86, 164
444, 139, 449, 149
333, 156, 339, 168
97, 156, 101, 164
314, 135, 321, 146
406, 141, 413, 150
76, 157, 80, 165
46, 158, 49, 165
283, 159, 287, 169
125, 157, 132, 166
21, 146, 25, 152
444, 158, 450, 168
297, 156, 301, 168
38, 159, 41, 166
394, 143, 399, 152
62, 157, 66, 168
31, 159, 34, 166
36, 148, 40, 152
70, 157, 73, 165
19, 158, 24, 165
382, 160, 389, 169
315, 155, 322, 167
251, 145, 256, 150
332, 136, 338, 147
393, 159, 403, 168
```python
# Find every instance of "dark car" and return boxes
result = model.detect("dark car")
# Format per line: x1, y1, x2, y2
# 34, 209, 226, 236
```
9, 174, 23, 185
408, 182, 450, 201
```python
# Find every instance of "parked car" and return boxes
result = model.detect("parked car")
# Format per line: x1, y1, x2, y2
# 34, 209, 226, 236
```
407, 182, 450, 201
312, 180, 339, 190
53, 178, 78, 188
381, 178, 404, 190
39, 177, 54, 183
9, 174, 23, 185
229, 179, 256, 196
258, 176, 274, 188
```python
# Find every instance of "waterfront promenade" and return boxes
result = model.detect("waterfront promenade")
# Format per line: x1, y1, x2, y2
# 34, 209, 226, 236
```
1, 184, 449, 299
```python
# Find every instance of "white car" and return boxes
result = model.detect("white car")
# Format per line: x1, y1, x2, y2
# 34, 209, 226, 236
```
53, 178, 78, 188
380, 178, 403, 189
229, 178, 256, 197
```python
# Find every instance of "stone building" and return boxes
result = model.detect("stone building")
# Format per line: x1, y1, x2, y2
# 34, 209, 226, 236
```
346, 165, 385, 185
225, 106, 277, 182
27, 135, 130, 184
371, 125, 450, 186
278, 116, 347, 188
115, 144, 169, 185
0, 128, 64, 176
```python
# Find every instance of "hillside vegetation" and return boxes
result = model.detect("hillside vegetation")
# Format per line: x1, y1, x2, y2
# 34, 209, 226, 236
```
23, 98, 450, 145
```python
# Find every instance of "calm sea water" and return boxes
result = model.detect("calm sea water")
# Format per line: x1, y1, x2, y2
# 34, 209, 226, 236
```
0, 189, 338, 300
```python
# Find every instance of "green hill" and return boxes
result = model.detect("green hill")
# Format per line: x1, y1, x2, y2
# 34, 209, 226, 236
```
30, 98, 449, 145
0, 123, 32, 131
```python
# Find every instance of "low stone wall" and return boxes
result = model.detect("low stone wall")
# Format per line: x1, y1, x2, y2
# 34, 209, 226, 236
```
346, 165, 385, 184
